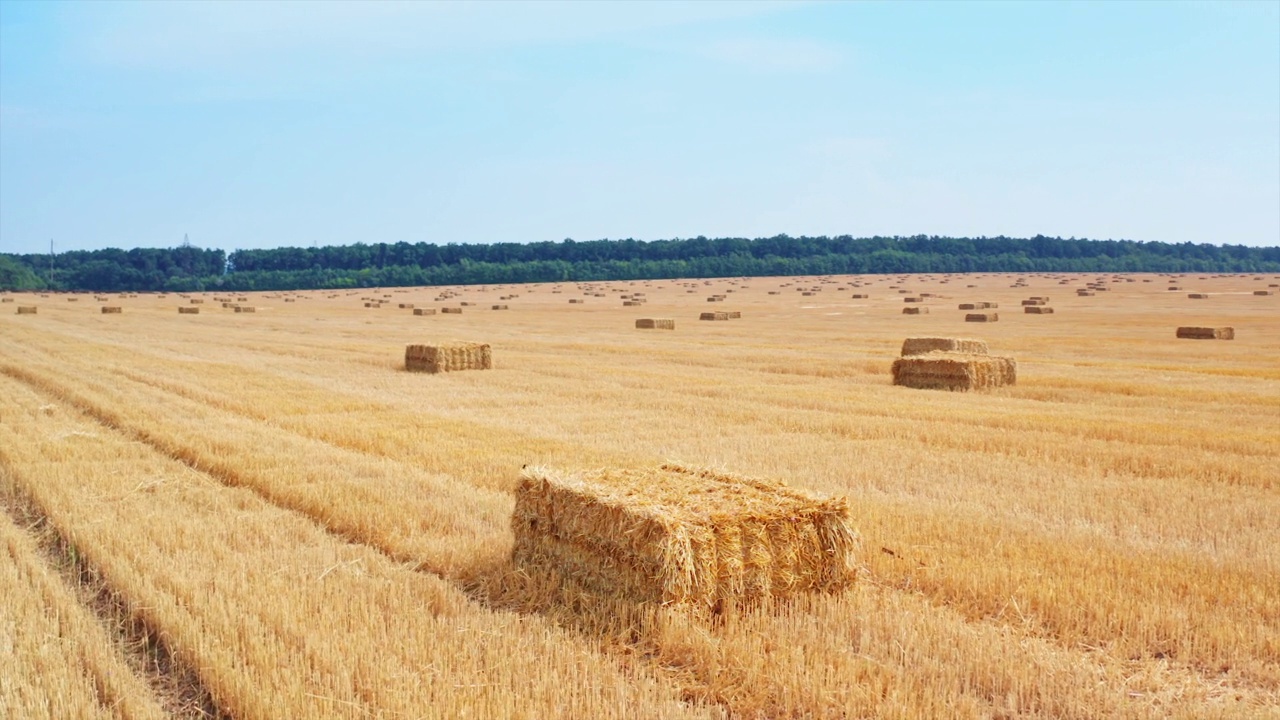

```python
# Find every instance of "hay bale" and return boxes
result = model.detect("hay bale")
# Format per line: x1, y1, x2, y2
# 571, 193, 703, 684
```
1253, 290, 1274, 296
623, 301, 642, 306
851, 294, 868, 299
189, 299, 203, 304
965, 313, 998, 322
413, 308, 437, 316
234, 306, 256, 313
1021, 299, 1046, 306
512, 464, 859, 609
892, 353, 1017, 391
903, 297, 923, 303
492, 304, 509, 310
700, 312, 729, 321
1176, 327, 1234, 340
101, 306, 123, 314
16, 306, 37, 315
404, 342, 492, 373
958, 303, 977, 310
569, 299, 583, 304
178, 307, 199, 314
636, 318, 675, 330
399, 303, 415, 309
1024, 306, 1055, 314
0, 298, 12, 303
1188, 293, 1209, 299
902, 307, 928, 314
726, 311, 741, 319
901, 337, 988, 356
441, 307, 463, 314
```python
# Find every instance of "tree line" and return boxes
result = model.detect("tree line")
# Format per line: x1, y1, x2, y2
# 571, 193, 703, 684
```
3, 235, 1277, 292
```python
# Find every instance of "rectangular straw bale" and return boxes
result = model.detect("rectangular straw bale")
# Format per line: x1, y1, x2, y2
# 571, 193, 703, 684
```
726, 311, 741, 319
100, 306, 122, 314
399, 303, 415, 309
1024, 306, 1054, 314
16, 306, 37, 315
189, 299, 203, 304
902, 306, 928, 314
413, 308, 437, 316
405, 341, 491, 373
234, 306, 256, 313
892, 352, 1017, 391
958, 303, 977, 310
1021, 299, 1046, 306
851, 293, 868, 299
492, 304, 509, 310
700, 312, 729, 321
1253, 290, 1274, 296
178, 307, 199, 314
1188, 293, 1209, 299
1176, 326, 1234, 340
512, 464, 859, 609
965, 313, 998, 322
0, 298, 12, 302
441, 307, 463, 314
636, 318, 675, 330
900, 337, 988, 356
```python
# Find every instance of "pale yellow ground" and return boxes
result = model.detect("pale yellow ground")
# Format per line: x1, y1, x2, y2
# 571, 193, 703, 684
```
1, 271, 1277, 719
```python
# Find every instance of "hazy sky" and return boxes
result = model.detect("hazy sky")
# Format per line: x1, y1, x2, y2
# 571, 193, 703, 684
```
2, 0, 1277, 256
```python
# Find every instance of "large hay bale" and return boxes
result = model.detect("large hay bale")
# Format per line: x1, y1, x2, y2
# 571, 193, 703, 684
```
902, 306, 928, 314
1253, 290, 1274, 296
1024, 306, 1054, 314
1176, 326, 1234, 340
965, 313, 998, 322
101, 306, 123, 314
636, 318, 675, 330
901, 337, 988, 356
441, 307, 463, 314
512, 464, 859, 609
413, 308, 437, 316
700, 312, 729, 321
404, 342, 492, 373
178, 307, 199, 314
958, 303, 977, 310
892, 353, 1017, 391
234, 306, 256, 313
16, 306, 37, 315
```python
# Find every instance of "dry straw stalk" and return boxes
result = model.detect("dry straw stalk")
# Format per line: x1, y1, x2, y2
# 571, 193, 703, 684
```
512, 464, 859, 610
405, 342, 492, 373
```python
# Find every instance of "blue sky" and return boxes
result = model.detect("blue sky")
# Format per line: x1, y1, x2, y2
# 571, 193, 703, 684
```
1, 0, 1277, 255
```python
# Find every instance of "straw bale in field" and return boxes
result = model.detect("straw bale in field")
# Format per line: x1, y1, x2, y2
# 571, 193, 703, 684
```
441, 307, 462, 314
67, 297, 78, 302
901, 337, 988, 356
178, 307, 199, 314
851, 293, 868, 299
492, 304, 509, 310
727, 311, 741, 319
700, 312, 729, 321
414, 308, 437, 316
101, 306, 122, 314
902, 307, 928, 314
399, 303, 415, 309
235, 306, 256, 313
405, 342, 492, 373
965, 313, 998, 322
636, 318, 675, 330
1176, 327, 1234, 340
1188, 293, 1209, 299
190, 299, 203, 304
569, 299, 583, 304
16, 306, 37, 315
903, 297, 922, 303
512, 464, 859, 609
623, 301, 642, 306
1021, 299, 1046, 306
1024, 306, 1054, 314
365, 302, 380, 308
1253, 290, 1274, 296
958, 303, 977, 310
892, 353, 1017, 391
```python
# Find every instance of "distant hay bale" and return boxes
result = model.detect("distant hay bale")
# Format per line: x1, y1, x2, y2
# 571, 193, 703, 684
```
569, 299, 583, 304
1188, 293, 1209, 299
492, 304, 509, 310
1176, 326, 1234, 340
413, 308, 437, 316
635, 318, 675, 330
441, 307, 463, 314
1, 298, 13, 303
512, 464, 859, 609
67, 297, 79, 302
700, 312, 730, 321
364, 302, 381, 308
965, 313, 998, 322
399, 303, 415, 309
903, 297, 923, 303
1077, 290, 1095, 296
1024, 306, 1055, 314
178, 307, 199, 314
1021, 299, 1047, 306
901, 337, 988, 356
405, 342, 492, 373
892, 353, 1017, 391
189, 299, 203, 304
958, 303, 977, 310
727, 311, 741, 319
101, 306, 122, 314
902, 307, 928, 314
16, 306, 37, 315
234, 306, 256, 313
851, 294, 868, 299
1253, 290, 1274, 296
623, 301, 642, 306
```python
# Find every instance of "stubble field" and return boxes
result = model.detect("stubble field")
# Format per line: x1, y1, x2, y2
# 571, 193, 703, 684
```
1, 271, 1277, 719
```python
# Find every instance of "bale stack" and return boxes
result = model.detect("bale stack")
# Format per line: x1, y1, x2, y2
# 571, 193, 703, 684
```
892, 337, 1015, 391
636, 318, 675, 330
404, 342, 492, 373
512, 464, 859, 610
1176, 327, 1234, 340
101, 306, 123, 314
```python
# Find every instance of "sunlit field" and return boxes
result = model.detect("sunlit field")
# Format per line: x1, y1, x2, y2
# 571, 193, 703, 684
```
2, 271, 1278, 719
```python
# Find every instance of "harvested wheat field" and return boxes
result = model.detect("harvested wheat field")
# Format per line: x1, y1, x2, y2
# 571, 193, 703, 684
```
1, 271, 1278, 719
